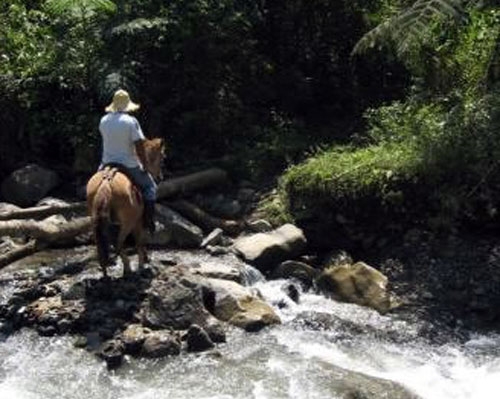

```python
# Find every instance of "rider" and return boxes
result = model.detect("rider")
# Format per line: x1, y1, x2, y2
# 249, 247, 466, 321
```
99, 89, 157, 233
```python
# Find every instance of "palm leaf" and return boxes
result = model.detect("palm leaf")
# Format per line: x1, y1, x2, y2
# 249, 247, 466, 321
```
352, 0, 469, 56
44, 0, 116, 16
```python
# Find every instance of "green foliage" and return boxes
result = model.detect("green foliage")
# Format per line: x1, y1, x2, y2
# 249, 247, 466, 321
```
0, 4, 56, 79
44, 0, 116, 17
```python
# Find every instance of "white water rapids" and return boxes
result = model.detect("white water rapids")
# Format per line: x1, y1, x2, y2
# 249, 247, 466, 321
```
0, 251, 499, 399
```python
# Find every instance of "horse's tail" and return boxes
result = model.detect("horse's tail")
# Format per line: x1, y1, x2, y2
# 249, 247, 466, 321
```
92, 179, 113, 267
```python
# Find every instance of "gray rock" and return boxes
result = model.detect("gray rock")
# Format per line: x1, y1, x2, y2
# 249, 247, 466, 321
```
142, 330, 181, 358
233, 224, 307, 272
141, 273, 214, 330
189, 262, 243, 283
98, 339, 125, 369
152, 204, 203, 248
1, 164, 59, 207
217, 199, 242, 219
186, 324, 215, 352
121, 324, 152, 355
206, 245, 230, 256
61, 281, 86, 300
198, 278, 280, 332
282, 283, 300, 303
247, 219, 273, 233
316, 262, 393, 314
237, 188, 256, 203
273, 260, 319, 289
201, 228, 224, 248
204, 321, 226, 343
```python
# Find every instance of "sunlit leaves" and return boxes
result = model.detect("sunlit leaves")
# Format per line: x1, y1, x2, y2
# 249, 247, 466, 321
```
44, 0, 116, 18
353, 0, 469, 56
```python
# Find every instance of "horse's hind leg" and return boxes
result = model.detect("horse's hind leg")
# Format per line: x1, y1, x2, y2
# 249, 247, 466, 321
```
115, 229, 132, 278
132, 225, 147, 271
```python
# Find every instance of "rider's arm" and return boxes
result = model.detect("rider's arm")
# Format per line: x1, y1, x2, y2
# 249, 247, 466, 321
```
135, 139, 148, 170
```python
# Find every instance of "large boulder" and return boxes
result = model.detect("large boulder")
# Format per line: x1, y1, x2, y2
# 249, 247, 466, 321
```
1, 164, 59, 207
199, 278, 280, 332
141, 272, 215, 330
233, 224, 307, 272
316, 262, 393, 314
150, 204, 204, 248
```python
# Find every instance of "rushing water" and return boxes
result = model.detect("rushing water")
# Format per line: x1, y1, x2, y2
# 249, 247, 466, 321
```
0, 250, 499, 399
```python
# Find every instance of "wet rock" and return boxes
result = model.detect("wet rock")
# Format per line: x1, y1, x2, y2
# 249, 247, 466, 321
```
186, 324, 215, 352
121, 324, 152, 355
272, 260, 318, 289
323, 250, 353, 268
282, 283, 300, 303
233, 224, 307, 272
152, 204, 203, 248
61, 281, 86, 300
333, 367, 420, 399
142, 274, 213, 330
204, 321, 226, 343
37, 325, 57, 337
189, 262, 243, 283
316, 262, 393, 314
1, 164, 59, 207
206, 245, 230, 256
201, 228, 224, 248
142, 330, 181, 358
56, 318, 73, 333
0, 321, 13, 336
200, 278, 280, 332
246, 219, 273, 233
98, 339, 125, 369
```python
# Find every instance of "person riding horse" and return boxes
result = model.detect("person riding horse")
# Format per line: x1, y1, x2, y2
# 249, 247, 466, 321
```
99, 89, 157, 233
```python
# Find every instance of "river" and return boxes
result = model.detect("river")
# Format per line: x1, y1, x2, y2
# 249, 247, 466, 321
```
0, 250, 499, 399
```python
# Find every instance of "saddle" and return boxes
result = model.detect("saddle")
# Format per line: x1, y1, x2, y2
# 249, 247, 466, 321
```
101, 163, 142, 203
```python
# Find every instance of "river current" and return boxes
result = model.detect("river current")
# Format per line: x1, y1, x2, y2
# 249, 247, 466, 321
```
0, 250, 499, 399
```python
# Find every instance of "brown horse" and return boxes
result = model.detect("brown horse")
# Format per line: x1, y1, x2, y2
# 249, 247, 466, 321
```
86, 138, 165, 278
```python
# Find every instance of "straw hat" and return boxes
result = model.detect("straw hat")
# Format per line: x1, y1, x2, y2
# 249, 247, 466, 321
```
105, 89, 140, 113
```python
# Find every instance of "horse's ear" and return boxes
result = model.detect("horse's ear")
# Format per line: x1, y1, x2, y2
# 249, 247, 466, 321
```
159, 138, 166, 151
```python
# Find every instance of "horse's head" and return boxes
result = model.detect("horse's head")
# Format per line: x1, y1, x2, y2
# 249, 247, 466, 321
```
144, 138, 165, 181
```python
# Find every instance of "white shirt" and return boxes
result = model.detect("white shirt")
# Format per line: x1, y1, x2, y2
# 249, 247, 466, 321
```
99, 112, 145, 168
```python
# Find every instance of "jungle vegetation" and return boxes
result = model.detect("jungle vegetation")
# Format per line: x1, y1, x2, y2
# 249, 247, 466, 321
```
1, 0, 499, 243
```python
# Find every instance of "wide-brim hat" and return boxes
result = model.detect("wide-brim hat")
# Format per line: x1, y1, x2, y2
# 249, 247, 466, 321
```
105, 89, 140, 113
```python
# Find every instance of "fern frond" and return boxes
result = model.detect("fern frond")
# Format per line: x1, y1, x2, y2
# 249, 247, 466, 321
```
45, 0, 116, 16
352, 0, 467, 56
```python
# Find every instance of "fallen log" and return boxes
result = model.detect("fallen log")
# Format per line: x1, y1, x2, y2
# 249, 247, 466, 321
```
157, 168, 228, 199
0, 202, 86, 221
0, 217, 91, 244
0, 239, 41, 268
168, 199, 242, 236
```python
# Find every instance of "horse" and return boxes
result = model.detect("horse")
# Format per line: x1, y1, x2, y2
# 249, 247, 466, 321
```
86, 138, 165, 278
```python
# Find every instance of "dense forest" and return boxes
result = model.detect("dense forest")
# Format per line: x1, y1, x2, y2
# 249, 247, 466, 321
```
1, 0, 500, 246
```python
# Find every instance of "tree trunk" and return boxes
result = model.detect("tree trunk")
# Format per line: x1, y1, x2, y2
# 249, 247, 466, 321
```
0, 202, 86, 221
168, 200, 242, 236
0, 240, 41, 269
0, 217, 91, 243
157, 168, 228, 199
